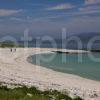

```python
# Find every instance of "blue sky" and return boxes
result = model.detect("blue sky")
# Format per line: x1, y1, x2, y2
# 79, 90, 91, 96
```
0, 0, 100, 38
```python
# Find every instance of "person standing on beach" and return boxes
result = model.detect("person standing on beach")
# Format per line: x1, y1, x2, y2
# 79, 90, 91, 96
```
10, 48, 12, 52
15, 48, 16, 52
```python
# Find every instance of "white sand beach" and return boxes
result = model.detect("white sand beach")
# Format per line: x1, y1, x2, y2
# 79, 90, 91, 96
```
0, 48, 100, 100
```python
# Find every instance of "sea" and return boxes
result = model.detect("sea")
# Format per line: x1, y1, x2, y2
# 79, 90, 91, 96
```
28, 53, 100, 81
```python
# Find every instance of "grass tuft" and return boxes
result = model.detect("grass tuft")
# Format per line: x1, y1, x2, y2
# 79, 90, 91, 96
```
0, 86, 83, 100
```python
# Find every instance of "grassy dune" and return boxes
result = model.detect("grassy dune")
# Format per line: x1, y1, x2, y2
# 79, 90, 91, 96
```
0, 42, 23, 48
0, 86, 82, 100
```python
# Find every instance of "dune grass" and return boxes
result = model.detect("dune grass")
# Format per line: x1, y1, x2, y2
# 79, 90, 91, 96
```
0, 86, 83, 100
0, 42, 23, 48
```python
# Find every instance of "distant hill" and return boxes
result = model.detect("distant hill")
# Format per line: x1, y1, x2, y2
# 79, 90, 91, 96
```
72, 32, 100, 42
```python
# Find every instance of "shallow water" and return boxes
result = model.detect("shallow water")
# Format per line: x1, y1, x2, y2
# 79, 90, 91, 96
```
28, 53, 100, 81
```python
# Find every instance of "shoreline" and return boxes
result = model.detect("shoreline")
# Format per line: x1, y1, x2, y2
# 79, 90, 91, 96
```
0, 48, 100, 100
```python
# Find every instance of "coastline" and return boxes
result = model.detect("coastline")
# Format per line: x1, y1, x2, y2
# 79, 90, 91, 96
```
0, 48, 100, 100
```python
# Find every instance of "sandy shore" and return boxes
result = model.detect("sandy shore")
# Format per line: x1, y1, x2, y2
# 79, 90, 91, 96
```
0, 48, 100, 100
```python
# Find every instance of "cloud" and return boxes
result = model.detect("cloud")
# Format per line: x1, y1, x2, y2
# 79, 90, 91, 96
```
33, 6, 100, 23
65, 9, 100, 17
46, 4, 75, 10
46, 9, 100, 19
85, 0, 100, 5
75, 10, 100, 15
0, 9, 22, 16
79, 6, 100, 11
77, 5, 100, 15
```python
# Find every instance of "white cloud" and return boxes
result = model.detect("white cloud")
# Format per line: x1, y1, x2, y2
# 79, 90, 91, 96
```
47, 4, 75, 10
85, 0, 100, 5
79, 6, 100, 11
74, 10, 100, 15
77, 5, 100, 15
49, 9, 100, 18
0, 9, 22, 16
59, 10, 99, 18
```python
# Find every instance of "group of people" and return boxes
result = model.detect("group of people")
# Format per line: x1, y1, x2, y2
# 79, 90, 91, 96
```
10, 48, 16, 52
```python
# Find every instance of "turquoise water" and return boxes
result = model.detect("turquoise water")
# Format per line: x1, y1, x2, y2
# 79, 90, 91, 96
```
28, 53, 100, 81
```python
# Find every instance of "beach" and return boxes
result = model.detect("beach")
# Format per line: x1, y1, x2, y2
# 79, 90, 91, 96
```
0, 48, 100, 100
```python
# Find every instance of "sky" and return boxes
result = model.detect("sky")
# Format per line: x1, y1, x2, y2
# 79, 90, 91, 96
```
0, 0, 100, 38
